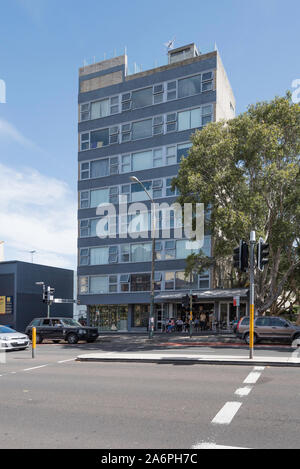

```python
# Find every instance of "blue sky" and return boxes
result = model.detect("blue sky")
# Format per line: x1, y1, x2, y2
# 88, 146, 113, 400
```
0, 0, 299, 269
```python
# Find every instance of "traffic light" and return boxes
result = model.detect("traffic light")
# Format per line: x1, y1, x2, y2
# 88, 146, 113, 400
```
42, 285, 47, 303
257, 238, 269, 272
182, 294, 190, 309
233, 241, 249, 272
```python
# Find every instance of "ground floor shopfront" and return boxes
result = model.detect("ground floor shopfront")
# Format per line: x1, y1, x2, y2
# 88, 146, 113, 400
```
87, 289, 249, 332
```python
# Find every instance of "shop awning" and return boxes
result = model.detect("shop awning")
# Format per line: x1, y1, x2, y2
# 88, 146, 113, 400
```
155, 288, 249, 302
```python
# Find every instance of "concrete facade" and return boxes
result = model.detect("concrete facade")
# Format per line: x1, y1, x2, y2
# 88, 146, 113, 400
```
77, 44, 242, 332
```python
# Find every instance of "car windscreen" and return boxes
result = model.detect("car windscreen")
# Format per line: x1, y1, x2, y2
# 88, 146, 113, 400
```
60, 319, 82, 327
0, 326, 16, 334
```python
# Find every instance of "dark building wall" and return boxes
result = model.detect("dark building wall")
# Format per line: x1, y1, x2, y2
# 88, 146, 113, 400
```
0, 262, 74, 332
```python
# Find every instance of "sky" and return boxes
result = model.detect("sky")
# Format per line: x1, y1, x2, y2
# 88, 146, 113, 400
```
0, 0, 299, 270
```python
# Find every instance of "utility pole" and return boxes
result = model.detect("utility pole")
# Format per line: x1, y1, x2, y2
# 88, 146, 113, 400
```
249, 231, 256, 360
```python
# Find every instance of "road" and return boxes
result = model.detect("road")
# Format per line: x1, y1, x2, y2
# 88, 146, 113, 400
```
0, 342, 300, 449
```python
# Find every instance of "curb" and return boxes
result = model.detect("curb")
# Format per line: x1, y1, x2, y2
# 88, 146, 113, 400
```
76, 355, 300, 368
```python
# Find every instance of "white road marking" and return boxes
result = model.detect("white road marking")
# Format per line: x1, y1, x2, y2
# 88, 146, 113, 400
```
212, 402, 242, 425
23, 365, 48, 372
57, 359, 76, 364
243, 371, 262, 384
234, 386, 252, 397
192, 442, 248, 449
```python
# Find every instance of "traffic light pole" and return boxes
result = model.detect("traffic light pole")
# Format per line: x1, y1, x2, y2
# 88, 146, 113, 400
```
249, 231, 256, 360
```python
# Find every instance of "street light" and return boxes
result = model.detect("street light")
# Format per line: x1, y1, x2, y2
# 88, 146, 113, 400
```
130, 176, 156, 339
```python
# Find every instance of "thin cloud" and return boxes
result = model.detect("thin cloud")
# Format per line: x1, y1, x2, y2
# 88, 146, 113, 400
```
0, 163, 77, 269
0, 118, 42, 151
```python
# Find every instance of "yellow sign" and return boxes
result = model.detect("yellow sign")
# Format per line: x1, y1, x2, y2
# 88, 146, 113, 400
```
0, 296, 6, 315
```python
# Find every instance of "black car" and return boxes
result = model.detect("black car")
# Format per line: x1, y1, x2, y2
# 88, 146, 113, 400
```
25, 317, 99, 344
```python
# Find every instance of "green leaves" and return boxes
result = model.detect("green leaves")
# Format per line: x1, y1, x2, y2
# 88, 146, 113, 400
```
174, 94, 300, 312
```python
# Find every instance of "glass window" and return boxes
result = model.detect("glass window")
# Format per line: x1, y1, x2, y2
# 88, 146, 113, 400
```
131, 274, 151, 292
178, 111, 190, 131
90, 188, 109, 208
132, 150, 153, 171
131, 243, 152, 263
175, 272, 198, 290
91, 99, 109, 119
80, 191, 89, 209
178, 75, 201, 98
79, 276, 89, 294
81, 162, 90, 179
166, 146, 176, 165
90, 219, 99, 237
133, 305, 149, 327
89, 276, 109, 294
177, 143, 192, 162
191, 108, 202, 128
153, 148, 163, 167
165, 272, 175, 290
90, 159, 109, 178
176, 240, 200, 259
90, 247, 109, 265
202, 81, 213, 92
121, 245, 130, 262
132, 87, 152, 109
132, 119, 152, 140
90, 129, 109, 148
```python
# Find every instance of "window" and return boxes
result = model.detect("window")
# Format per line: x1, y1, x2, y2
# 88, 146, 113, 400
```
91, 99, 109, 120
133, 305, 150, 327
165, 240, 175, 260
90, 188, 109, 208
120, 274, 130, 292
175, 272, 198, 290
131, 274, 151, 292
178, 74, 201, 98
167, 81, 177, 100
80, 219, 90, 237
80, 162, 90, 179
80, 103, 90, 122
177, 143, 192, 162
132, 119, 152, 140
90, 247, 109, 265
81, 133, 90, 151
178, 106, 212, 131
131, 180, 152, 202
153, 148, 163, 167
79, 248, 89, 266
79, 276, 89, 294
165, 272, 175, 290
132, 87, 153, 109
166, 146, 177, 165
90, 129, 109, 149
109, 275, 118, 293
131, 243, 152, 263
176, 239, 201, 259
121, 245, 130, 263
132, 150, 153, 171
202, 72, 213, 92
110, 157, 119, 175
80, 191, 89, 209
89, 276, 109, 294
110, 96, 119, 114
166, 177, 177, 197
199, 272, 209, 289
90, 159, 109, 178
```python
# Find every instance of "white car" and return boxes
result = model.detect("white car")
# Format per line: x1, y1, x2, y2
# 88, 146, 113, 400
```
0, 326, 30, 351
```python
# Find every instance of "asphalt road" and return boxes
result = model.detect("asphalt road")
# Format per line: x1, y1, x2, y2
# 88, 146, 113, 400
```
1, 342, 300, 449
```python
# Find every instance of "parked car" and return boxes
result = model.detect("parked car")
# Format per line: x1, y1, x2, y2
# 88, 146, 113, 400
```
0, 326, 30, 351
236, 316, 300, 345
25, 318, 99, 344
230, 320, 239, 334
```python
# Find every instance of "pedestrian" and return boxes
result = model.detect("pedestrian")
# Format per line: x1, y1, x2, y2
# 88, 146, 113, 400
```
194, 317, 200, 332
200, 312, 207, 331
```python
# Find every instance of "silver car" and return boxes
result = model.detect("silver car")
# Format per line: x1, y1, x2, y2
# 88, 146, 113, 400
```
0, 326, 30, 351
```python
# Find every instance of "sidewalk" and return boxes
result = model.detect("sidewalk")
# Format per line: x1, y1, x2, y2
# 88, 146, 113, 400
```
76, 332, 300, 367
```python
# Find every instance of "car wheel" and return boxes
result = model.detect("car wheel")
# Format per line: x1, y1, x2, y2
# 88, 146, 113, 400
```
244, 332, 257, 345
36, 334, 43, 344
67, 333, 79, 345
292, 333, 300, 344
